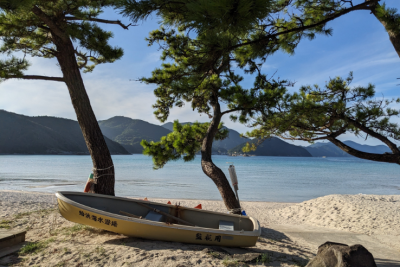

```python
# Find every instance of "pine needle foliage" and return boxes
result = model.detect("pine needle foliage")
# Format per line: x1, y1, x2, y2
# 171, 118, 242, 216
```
138, 24, 288, 167
141, 121, 228, 169
0, 0, 125, 81
128, 0, 368, 167
119, 0, 347, 57
245, 73, 400, 161
374, 2, 400, 35
119, 0, 400, 208
0, 0, 132, 195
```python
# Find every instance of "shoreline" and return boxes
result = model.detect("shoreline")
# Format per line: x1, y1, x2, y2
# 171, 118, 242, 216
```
0, 189, 301, 203
5, 189, 399, 203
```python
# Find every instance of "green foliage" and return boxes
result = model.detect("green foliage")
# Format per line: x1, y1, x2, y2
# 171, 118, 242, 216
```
0, 0, 124, 79
139, 20, 299, 166
120, 0, 274, 35
208, 251, 221, 258
99, 116, 172, 153
375, 3, 400, 34
141, 120, 228, 169
255, 253, 271, 264
0, 56, 29, 82
128, 0, 354, 169
121, 0, 399, 168
222, 257, 240, 267
62, 224, 94, 235
141, 24, 288, 123
0, 219, 11, 229
95, 246, 106, 256
246, 73, 400, 145
19, 238, 55, 255
120, 0, 350, 60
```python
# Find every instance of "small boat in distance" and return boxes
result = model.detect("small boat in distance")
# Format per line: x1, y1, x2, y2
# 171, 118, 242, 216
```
56, 192, 261, 247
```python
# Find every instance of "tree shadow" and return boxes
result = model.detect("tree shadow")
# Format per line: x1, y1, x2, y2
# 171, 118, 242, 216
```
0, 253, 23, 266
101, 227, 312, 266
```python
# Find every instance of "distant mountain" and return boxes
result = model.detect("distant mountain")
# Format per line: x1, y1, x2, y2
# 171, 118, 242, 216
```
161, 122, 248, 151
305, 143, 351, 157
228, 137, 312, 157
305, 141, 391, 157
4, 109, 387, 158
99, 116, 171, 154
0, 110, 129, 155
160, 122, 182, 131
342, 141, 391, 154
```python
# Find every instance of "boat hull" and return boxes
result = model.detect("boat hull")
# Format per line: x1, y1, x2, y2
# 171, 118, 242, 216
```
57, 193, 259, 247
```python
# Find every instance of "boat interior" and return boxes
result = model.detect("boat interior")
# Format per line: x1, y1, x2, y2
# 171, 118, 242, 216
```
62, 192, 255, 232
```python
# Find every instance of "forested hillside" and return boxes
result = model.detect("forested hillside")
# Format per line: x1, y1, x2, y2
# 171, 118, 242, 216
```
0, 110, 129, 155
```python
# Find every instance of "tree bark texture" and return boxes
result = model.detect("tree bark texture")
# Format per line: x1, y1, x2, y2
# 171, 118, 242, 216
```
327, 137, 400, 164
50, 28, 115, 195
370, 1, 400, 58
201, 102, 241, 214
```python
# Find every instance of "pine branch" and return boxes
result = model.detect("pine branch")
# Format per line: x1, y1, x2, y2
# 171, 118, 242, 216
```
6, 75, 64, 82
221, 108, 251, 115
231, 0, 380, 50
343, 116, 400, 154
31, 6, 69, 42
74, 49, 88, 69
65, 16, 134, 30
327, 136, 399, 163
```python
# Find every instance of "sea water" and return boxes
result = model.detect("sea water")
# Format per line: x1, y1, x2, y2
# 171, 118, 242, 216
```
0, 155, 399, 202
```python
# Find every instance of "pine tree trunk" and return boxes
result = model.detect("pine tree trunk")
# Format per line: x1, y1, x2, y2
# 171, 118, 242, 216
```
52, 35, 115, 195
201, 102, 241, 214
370, 2, 400, 58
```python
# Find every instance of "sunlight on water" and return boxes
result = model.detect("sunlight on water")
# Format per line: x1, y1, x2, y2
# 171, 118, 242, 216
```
0, 155, 399, 202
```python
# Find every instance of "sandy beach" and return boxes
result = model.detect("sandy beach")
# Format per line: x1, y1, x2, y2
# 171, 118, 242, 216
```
0, 190, 399, 267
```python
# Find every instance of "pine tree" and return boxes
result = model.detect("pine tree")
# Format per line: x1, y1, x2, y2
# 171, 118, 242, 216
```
0, 0, 132, 195
120, 0, 399, 57
118, 0, 399, 210
245, 73, 400, 164
368, 0, 400, 58
132, 0, 318, 213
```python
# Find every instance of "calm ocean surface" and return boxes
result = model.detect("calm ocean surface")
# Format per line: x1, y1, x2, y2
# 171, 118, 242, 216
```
0, 155, 399, 202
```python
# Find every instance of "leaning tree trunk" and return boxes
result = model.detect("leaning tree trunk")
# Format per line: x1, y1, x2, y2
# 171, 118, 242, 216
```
370, 1, 400, 58
328, 137, 400, 164
201, 102, 241, 214
52, 35, 115, 195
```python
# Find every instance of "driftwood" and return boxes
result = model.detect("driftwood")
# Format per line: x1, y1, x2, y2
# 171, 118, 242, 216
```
136, 202, 195, 227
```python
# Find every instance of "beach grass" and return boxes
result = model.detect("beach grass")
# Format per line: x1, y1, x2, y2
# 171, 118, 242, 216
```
0, 219, 11, 229
14, 208, 56, 220
256, 253, 271, 264
3, 191, 398, 267
19, 238, 55, 255
222, 257, 241, 266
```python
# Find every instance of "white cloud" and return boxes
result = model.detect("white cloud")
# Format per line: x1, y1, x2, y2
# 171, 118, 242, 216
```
2, 10, 400, 149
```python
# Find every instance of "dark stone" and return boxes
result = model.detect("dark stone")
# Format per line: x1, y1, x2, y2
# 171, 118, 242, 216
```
306, 242, 377, 267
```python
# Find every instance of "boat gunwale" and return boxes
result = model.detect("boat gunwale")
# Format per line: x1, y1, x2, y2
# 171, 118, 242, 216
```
56, 191, 261, 237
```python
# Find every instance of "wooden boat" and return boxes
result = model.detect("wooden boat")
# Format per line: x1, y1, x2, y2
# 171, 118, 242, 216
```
56, 191, 261, 247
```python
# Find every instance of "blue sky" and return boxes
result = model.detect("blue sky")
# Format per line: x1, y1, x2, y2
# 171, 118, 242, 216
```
1, 1, 399, 146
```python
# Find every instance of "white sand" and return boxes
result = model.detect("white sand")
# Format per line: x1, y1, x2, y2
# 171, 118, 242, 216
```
267, 194, 400, 252
1, 191, 399, 266
267, 194, 400, 236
